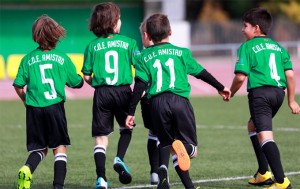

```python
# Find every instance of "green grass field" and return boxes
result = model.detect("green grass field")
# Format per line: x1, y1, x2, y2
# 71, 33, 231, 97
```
1, 95, 299, 189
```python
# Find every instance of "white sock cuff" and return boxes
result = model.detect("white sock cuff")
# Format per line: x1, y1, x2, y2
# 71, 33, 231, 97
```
94, 144, 106, 154
248, 132, 257, 137
54, 153, 67, 162
36, 151, 45, 161
261, 139, 275, 147
172, 154, 178, 167
189, 144, 197, 158
148, 133, 158, 141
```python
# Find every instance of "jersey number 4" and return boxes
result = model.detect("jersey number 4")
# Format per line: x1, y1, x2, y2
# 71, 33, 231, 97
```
269, 53, 281, 87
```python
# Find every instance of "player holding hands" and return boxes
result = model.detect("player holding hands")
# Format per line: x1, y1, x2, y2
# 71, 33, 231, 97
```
230, 7, 300, 189
126, 13, 230, 189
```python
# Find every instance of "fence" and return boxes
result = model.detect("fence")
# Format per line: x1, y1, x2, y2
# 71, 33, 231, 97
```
191, 41, 300, 61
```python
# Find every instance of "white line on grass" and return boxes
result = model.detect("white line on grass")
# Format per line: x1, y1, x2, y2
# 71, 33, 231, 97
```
13, 124, 299, 132
111, 171, 300, 189
116, 124, 299, 132
195, 125, 300, 132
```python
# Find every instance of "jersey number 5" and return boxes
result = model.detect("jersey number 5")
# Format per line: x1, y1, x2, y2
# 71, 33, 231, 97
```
40, 64, 57, 100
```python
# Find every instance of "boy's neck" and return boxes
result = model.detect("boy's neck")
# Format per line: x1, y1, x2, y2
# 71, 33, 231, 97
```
256, 34, 267, 37
154, 38, 169, 45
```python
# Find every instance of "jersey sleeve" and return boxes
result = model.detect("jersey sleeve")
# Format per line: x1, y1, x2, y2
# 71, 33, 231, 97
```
81, 44, 93, 76
135, 57, 149, 83
65, 56, 84, 88
13, 56, 27, 88
184, 49, 204, 76
281, 47, 293, 70
130, 40, 141, 67
234, 43, 250, 75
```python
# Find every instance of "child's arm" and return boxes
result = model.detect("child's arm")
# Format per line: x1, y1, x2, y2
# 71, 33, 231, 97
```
195, 69, 231, 101
83, 75, 92, 86
230, 73, 247, 97
14, 86, 26, 106
285, 70, 300, 114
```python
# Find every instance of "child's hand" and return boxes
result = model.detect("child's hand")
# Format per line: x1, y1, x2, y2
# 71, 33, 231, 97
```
219, 87, 231, 101
125, 115, 136, 129
288, 101, 300, 114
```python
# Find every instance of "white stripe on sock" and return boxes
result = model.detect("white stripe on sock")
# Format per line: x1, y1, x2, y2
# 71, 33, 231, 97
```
54, 153, 67, 162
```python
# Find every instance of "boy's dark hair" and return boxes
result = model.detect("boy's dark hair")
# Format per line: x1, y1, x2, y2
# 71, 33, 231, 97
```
89, 2, 120, 37
242, 7, 272, 35
146, 13, 171, 43
32, 15, 65, 50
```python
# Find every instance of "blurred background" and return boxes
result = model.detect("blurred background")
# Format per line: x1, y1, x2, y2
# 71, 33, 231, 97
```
0, 0, 299, 95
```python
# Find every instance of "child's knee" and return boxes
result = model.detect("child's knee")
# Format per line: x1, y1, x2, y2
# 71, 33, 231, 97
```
247, 119, 256, 132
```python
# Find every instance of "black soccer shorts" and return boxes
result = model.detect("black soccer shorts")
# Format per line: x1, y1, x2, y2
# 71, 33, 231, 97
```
92, 85, 132, 137
26, 101, 70, 152
150, 92, 198, 148
248, 86, 285, 133
141, 96, 156, 133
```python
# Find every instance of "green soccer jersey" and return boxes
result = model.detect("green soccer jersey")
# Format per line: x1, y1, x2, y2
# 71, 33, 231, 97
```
235, 37, 293, 90
13, 48, 83, 107
136, 43, 204, 99
81, 34, 140, 87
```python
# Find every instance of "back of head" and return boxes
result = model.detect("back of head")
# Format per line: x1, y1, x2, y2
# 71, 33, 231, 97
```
32, 15, 65, 50
89, 2, 120, 37
242, 7, 272, 35
146, 13, 171, 43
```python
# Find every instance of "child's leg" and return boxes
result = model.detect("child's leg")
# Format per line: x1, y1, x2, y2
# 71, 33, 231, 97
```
260, 138, 285, 183
94, 143, 107, 181
53, 145, 67, 189
147, 132, 159, 184
26, 149, 47, 173
113, 129, 132, 184
172, 141, 196, 189
147, 132, 159, 174
175, 166, 195, 189
116, 128, 132, 160
248, 119, 269, 174
17, 149, 47, 189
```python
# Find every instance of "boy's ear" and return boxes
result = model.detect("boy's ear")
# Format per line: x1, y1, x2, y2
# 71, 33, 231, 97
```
145, 32, 152, 41
254, 25, 262, 34
143, 32, 148, 39
169, 30, 172, 36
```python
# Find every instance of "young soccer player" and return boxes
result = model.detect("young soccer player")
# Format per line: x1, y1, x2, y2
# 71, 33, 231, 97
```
13, 15, 84, 189
139, 19, 170, 185
230, 8, 300, 189
81, 2, 140, 188
126, 13, 231, 189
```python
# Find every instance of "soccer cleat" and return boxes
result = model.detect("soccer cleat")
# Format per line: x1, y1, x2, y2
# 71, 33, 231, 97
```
263, 177, 292, 189
171, 140, 190, 171
248, 171, 274, 186
113, 157, 132, 184
150, 172, 158, 185
157, 165, 169, 189
17, 165, 32, 189
95, 177, 107, 189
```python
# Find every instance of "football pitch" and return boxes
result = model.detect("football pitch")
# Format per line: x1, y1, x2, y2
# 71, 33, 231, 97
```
1, 95, 299, 189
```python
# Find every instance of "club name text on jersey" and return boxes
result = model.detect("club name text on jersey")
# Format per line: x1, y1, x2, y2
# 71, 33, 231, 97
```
144, 48, 182, 62
252, 43, 282, 54
28, 54, 64, 66
93, 40, 129, 51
